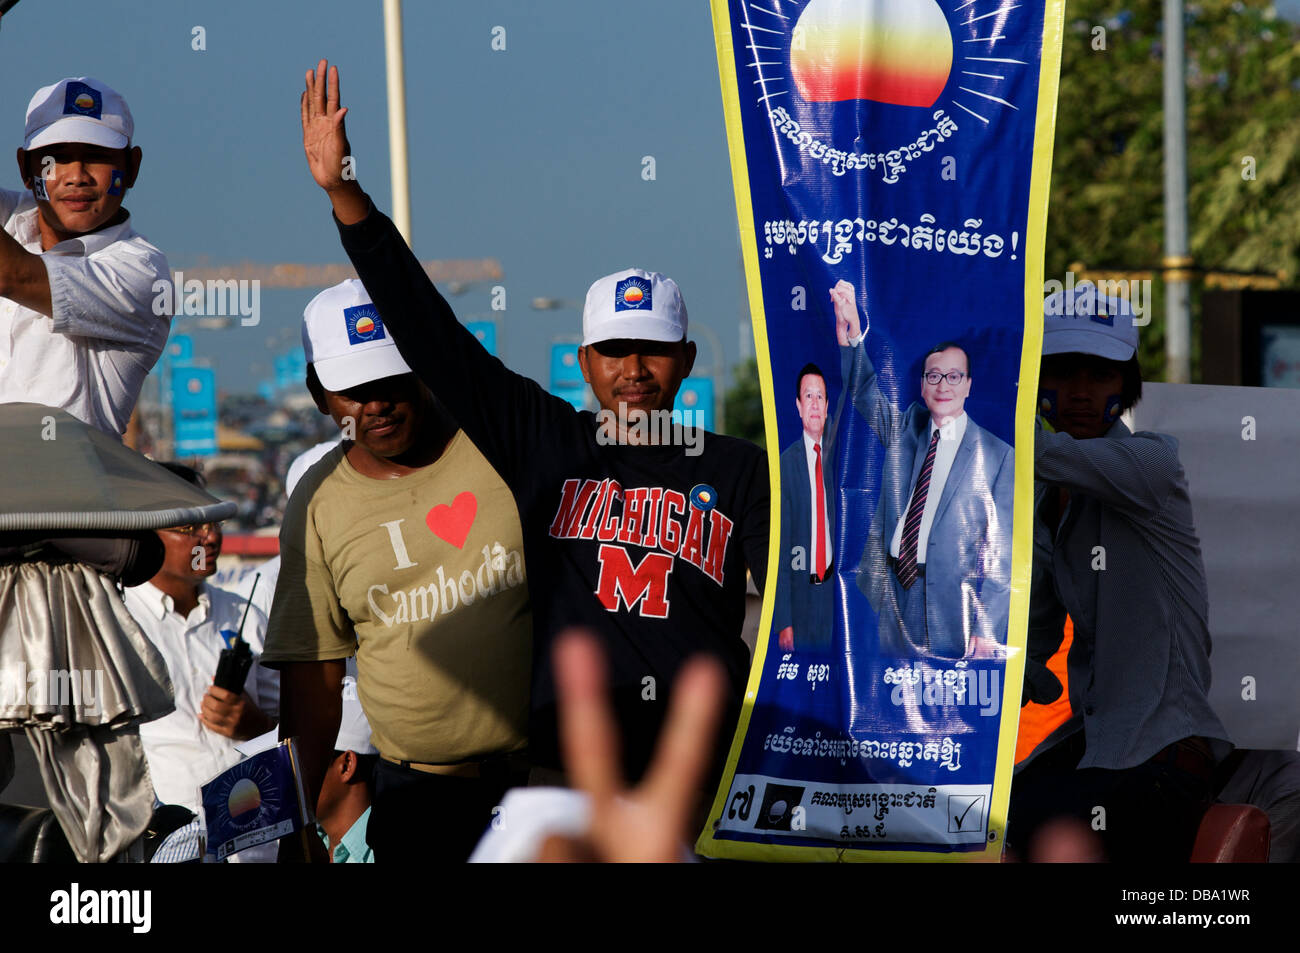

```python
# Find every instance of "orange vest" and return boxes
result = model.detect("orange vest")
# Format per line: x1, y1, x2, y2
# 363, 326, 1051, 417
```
1015, 617, 1074, 764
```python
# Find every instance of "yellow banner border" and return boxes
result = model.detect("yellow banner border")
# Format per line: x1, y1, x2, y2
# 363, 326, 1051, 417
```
696, 0, 1069, 862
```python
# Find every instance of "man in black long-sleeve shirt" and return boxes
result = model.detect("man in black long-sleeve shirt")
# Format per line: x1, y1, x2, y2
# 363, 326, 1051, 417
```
298, 61, 768, 783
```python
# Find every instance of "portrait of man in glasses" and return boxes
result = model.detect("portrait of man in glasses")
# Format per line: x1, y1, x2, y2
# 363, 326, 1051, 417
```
832, 280, 1014, 660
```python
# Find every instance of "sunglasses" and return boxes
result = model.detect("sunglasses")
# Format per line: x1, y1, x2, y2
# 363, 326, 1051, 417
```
161, 522, 220, 537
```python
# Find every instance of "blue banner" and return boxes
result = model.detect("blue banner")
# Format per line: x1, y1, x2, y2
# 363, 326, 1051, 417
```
171, 366, 218, 459
165, 333, 193, 366
466, 320, 498, 357
201, 740, 309, 862
549, 342, 588, 411
273, 347, 308, 393
700, 0, 1065, 860
673, 376, 715, 430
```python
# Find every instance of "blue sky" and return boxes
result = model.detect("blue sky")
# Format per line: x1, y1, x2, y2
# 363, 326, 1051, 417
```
0, 0, 751, 396
3, 1, 1295, 399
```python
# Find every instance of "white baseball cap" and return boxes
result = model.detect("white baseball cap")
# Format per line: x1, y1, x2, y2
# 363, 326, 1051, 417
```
581, 268, 688, 346
1042, 286, 1139, 361
335, 676, 377, 754
302, 279, 413, 391
23, 77, 133, 151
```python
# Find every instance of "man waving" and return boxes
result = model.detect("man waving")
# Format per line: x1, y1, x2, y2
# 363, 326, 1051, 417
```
297, 61, 768, 788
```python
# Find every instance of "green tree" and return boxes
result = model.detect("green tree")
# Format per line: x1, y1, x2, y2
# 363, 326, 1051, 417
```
1048, 1, 1300, 380
722, 354, 766, 448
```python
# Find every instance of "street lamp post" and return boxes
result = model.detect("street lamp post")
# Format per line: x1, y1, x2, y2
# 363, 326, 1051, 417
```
1163, 0, 1192, 383
383, 0, 412, 246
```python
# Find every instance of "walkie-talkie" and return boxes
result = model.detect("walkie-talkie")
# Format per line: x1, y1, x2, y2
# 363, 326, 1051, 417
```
214, 574, 259, 693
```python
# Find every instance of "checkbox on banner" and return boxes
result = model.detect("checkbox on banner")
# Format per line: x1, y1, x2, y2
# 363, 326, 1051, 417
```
948, 795, 985, 833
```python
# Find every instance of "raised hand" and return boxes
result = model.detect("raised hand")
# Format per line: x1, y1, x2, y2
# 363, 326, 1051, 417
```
830, 280, 865, 345
301, 59, 353, 193
538, 629, 726, 863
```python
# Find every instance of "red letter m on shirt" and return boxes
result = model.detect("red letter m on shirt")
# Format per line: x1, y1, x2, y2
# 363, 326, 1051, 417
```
595, 544, 673, 618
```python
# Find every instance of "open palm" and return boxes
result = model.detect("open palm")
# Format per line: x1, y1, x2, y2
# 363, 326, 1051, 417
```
300, 59, 352, 192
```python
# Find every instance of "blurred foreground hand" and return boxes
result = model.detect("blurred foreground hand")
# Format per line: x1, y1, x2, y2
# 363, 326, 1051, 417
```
538, 629, 726, 863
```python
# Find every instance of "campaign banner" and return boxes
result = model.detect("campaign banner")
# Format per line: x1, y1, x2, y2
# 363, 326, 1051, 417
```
700, 0, 1065, 860
466, 320, 499, 357
200, 739, 310, 862
674, 376, 716, 431
171, 366, 218, 458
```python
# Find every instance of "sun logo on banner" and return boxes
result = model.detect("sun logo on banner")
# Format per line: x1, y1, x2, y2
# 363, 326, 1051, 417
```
212, 760, 281, 830
791, 0, 954, 108
227, 777, 262, 819
740, 0, 1028, 164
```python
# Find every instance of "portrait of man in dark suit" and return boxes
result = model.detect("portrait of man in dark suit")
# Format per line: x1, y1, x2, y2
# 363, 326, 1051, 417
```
831, 280, 1013, 659
774, 360, 839, 652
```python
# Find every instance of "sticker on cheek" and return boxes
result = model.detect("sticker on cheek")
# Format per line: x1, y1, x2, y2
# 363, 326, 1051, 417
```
32, 176, 49, 202
1038, 389, 1058, 422
108, 169, 124, 196
1105, 394, 1123, 420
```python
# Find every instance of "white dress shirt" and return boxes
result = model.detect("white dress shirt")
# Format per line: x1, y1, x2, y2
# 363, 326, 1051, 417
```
123, 581, 278, 815
890, 412, 968, 565
0, 188, 171, 437
801, 430, 833, 571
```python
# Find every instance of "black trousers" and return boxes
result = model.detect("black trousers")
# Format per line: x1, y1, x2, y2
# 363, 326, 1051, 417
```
1007, 732, 1215, 862
366, 759, 515, 863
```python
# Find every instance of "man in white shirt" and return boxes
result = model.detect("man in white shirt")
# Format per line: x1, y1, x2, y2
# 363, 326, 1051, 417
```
122, 465, 278, 826
0, 75, 170, 437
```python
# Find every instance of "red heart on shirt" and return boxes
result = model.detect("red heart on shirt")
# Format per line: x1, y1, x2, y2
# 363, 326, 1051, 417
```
426, 492, 477, 549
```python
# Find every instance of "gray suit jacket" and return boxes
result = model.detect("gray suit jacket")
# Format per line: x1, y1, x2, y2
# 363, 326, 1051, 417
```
844, 343, 1013, 658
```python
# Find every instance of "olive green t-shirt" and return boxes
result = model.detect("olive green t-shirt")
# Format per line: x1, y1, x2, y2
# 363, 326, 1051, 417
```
262, 432, 531, 763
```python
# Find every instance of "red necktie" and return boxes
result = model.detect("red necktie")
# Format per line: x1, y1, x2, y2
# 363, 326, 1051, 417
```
897, 430, 940, 590
814, 442, 827, 580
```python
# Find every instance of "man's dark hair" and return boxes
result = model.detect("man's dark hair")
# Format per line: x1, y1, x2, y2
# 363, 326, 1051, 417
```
159, 461, 205, 490
1118, 355, 1143, 412
923, 342, 971, 378
795, 362, 826, 399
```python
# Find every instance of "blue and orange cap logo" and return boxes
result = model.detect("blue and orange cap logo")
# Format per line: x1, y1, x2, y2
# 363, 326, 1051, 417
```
614, 276, 652, 312
62, 81, 103, 120
344, 303, 385, 345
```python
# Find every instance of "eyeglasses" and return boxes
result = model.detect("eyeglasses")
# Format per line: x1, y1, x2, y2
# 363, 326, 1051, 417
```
161, 522, 219, 537
923, 370, 967, 386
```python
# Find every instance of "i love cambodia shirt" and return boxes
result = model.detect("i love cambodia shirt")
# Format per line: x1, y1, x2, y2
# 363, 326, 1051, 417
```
262, 434, 531, 764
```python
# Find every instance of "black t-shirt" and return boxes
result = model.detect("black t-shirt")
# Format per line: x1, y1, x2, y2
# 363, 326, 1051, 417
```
336, 205, 769, 776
